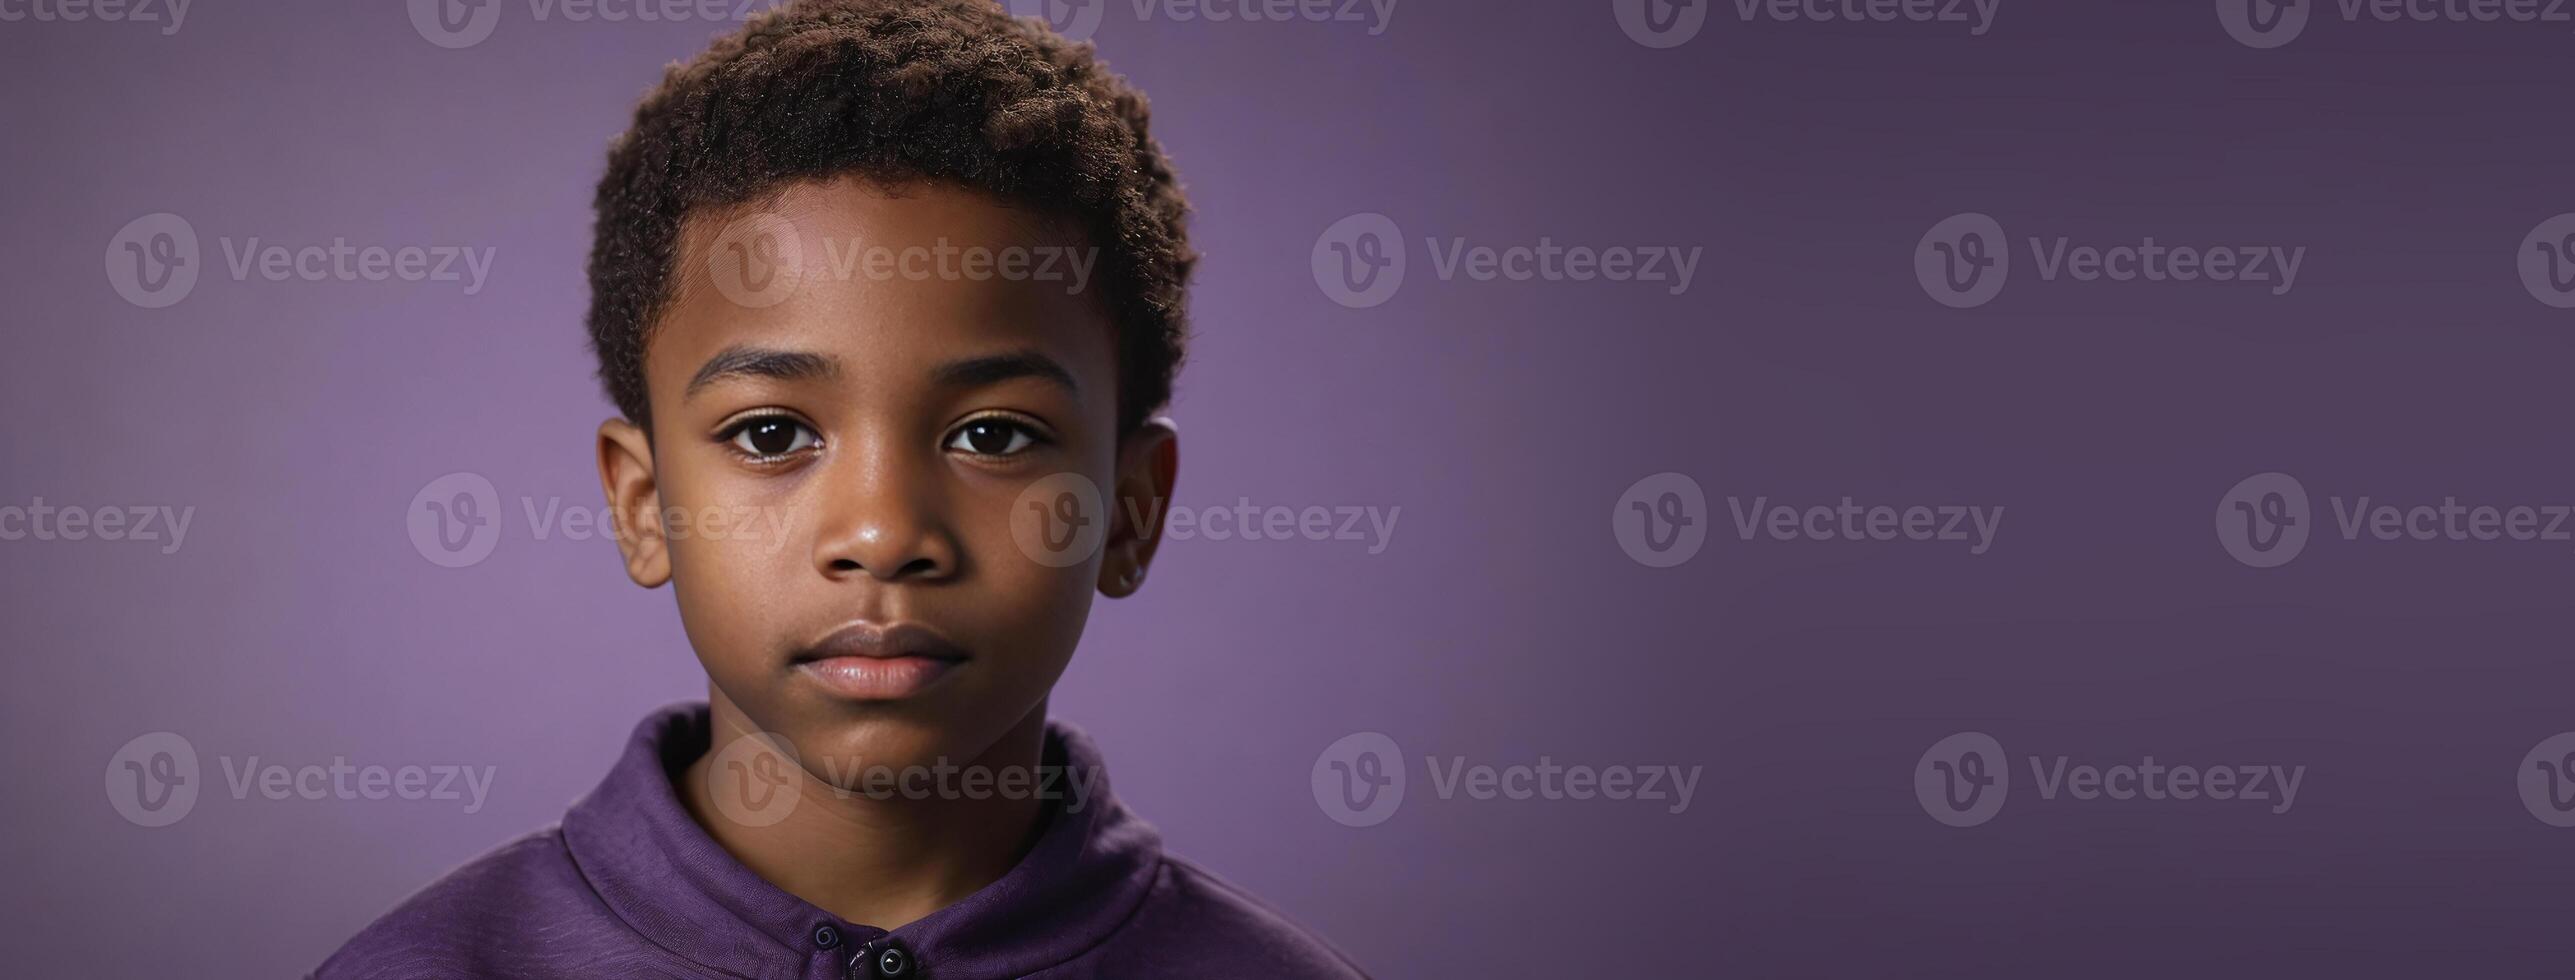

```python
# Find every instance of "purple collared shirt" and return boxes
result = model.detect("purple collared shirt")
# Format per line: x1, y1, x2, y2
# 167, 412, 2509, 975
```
314, 703, 1367, 979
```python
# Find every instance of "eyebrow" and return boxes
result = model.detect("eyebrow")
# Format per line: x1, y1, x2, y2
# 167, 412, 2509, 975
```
934, 350, 1079, 396
684, 345, 838, 399
682, 345, 1079, 401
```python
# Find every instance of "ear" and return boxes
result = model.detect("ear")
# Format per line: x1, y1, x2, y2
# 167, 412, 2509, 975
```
597, 418, 672, 588
1097, 417, 1179, 599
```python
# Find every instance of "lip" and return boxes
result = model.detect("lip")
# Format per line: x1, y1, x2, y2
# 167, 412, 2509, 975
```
791, 622, 968, 701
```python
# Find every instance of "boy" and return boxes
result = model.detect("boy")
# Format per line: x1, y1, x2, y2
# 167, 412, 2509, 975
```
316, 2, 1367, 977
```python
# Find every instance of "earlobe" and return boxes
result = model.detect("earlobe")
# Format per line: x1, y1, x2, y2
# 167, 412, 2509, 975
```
1096, 417, 1179, 599
596, 418, 672, 588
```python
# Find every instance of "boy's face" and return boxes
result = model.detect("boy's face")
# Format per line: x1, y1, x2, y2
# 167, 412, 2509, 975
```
596, 176, 1175, 781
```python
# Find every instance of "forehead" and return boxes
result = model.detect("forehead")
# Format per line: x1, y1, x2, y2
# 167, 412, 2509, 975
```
647, 177, 1114, 401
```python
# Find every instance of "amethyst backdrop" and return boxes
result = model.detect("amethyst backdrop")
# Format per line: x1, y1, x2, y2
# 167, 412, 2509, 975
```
8, 0, 2575, 976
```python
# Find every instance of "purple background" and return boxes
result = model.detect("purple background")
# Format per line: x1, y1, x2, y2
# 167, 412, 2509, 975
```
9, 0, 2575, 976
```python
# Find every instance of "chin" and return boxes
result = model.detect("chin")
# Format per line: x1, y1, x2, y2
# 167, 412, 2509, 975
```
783, 700, 1000, 787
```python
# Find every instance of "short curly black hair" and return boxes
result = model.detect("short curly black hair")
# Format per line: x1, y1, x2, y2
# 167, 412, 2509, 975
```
586, 0, 1192, 436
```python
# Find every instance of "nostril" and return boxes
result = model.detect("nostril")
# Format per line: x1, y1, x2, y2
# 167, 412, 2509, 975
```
896, 557, 941, 579
829, 558, 862, 572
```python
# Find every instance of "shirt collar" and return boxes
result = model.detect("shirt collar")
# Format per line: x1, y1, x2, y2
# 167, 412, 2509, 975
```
563, 702, 1161, 980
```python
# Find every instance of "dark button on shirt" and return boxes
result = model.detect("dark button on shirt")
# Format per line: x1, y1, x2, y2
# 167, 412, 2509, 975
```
314, 703, 1367, 979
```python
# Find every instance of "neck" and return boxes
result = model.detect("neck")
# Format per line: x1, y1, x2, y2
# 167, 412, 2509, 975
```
680, 689, 1050, 930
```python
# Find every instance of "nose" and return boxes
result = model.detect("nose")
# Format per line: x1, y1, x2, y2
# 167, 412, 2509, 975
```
809, 436, 960, 583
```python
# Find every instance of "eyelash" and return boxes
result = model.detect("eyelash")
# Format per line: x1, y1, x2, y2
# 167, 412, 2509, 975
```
945, 413, 1053, 459
717, 413, 821, 464
711, 412, 1054, 465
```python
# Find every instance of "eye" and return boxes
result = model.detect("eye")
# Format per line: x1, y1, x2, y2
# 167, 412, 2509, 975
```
722, 415, 820, 459
945, 416, 1045, 457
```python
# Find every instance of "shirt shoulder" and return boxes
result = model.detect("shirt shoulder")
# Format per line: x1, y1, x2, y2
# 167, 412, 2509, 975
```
1076, 853, 1372, 980
308, 826, 694, 980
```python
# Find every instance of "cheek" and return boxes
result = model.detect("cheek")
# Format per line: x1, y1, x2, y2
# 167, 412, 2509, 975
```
954, 478, 1102, 652
662, 509, 798, 676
